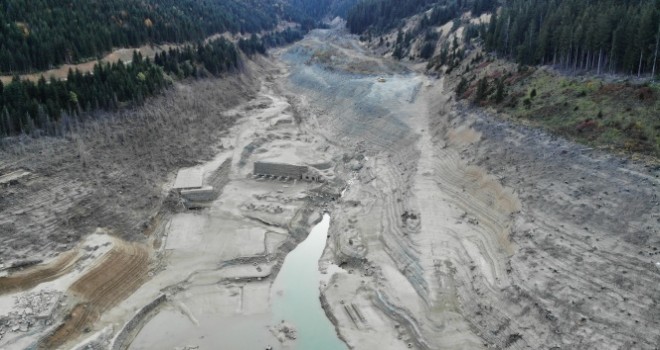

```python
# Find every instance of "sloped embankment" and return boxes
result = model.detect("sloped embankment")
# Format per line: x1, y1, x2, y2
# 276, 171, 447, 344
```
39, 239, 149, 349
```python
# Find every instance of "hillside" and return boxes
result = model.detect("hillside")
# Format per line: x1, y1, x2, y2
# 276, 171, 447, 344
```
0, 0, 365, 76
0, 0, 280, 74
0, 0, 350, 139
0, 32, 310, 138
347, 0, 659, 76
347, 0, 660, 158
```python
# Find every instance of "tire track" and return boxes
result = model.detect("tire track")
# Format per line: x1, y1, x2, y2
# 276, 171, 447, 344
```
39, 239, 149, 349
0, 250, 79, 295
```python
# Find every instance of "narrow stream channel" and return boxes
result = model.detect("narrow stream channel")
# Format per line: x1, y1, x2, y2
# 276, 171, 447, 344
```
129, 214, 346, 350
271, 214, 347, 350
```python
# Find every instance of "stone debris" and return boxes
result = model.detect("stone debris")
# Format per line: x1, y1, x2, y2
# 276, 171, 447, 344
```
270, 321, 298, 343
0, 290, 61, 337
241, 202, 284, 214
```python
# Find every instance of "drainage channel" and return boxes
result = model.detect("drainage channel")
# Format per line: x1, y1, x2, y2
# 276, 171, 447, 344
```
271, 214, 348, 350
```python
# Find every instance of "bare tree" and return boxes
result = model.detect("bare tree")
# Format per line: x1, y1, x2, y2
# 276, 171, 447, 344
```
652, 23, 660, 78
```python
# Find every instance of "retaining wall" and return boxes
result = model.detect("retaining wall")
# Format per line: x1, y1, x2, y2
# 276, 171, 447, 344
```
110, 294, 167, 350
254, 162, 308, 179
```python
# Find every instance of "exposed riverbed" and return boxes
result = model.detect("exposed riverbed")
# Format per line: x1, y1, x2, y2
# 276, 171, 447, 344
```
0, 22, 657, 350
271, 214, 347, 350
129, 215, 344, 350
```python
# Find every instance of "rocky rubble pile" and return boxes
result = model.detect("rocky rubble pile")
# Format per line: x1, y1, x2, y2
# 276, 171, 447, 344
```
270, 320, 298, 344
0, 290, 61, 339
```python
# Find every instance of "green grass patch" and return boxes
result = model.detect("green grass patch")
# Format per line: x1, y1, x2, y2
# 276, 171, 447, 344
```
484, 68, 660, 158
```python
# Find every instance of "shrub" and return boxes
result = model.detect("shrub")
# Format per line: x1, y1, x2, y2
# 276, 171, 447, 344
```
495, 79, 506, 103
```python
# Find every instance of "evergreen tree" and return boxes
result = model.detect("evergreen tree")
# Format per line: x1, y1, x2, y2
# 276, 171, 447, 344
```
456, 77, 469, 97
494, 78, 505, 103
475, 77, 488, 102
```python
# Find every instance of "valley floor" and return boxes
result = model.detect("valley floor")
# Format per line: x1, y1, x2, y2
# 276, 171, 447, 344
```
0, 25, 658, 350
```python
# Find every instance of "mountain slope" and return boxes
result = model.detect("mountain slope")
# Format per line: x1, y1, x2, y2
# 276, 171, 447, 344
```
0, 0, 281, 74
0, 0, 353, 138
346, 0, 660, 158
0, 0, 358, 75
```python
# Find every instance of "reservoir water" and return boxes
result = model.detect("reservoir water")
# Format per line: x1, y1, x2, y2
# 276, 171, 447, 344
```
271, 214, 348, 350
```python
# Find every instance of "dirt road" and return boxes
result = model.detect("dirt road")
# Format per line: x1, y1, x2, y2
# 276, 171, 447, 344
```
0, 251, 78, 295
40, 239, 149, 349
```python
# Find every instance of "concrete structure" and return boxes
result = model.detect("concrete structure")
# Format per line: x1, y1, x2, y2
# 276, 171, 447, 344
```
254, 162, 308, 179
253, 161, 323, 182
302, 171, 321, 182
173, 168, 204, 190
172, 167, 216, 208
180, 186, 215, 202
310, 185, 341, 201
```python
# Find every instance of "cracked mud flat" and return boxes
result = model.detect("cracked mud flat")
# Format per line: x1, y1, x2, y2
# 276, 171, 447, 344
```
0, 24, 658, 350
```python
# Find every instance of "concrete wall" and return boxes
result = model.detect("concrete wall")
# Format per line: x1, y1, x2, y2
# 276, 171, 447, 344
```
111, 294, 167, 350
254, 162, 308, 179
180, 186, 215, 202
302, 171, 320, 182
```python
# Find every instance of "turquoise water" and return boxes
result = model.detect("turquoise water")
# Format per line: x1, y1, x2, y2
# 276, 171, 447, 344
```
271, 214, 348, 350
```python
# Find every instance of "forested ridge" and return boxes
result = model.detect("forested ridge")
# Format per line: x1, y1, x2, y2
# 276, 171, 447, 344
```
346, 0, 495, 34
347, 0, 660, 77
0, 24, 317, 138
287, 0, 359, 23
0, 0, 324, 139
0, 0, 349, 139
0, 0, 347, 75
0, 38, 243, 137
484, 0, 660, 76
0, 0, 281, 74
